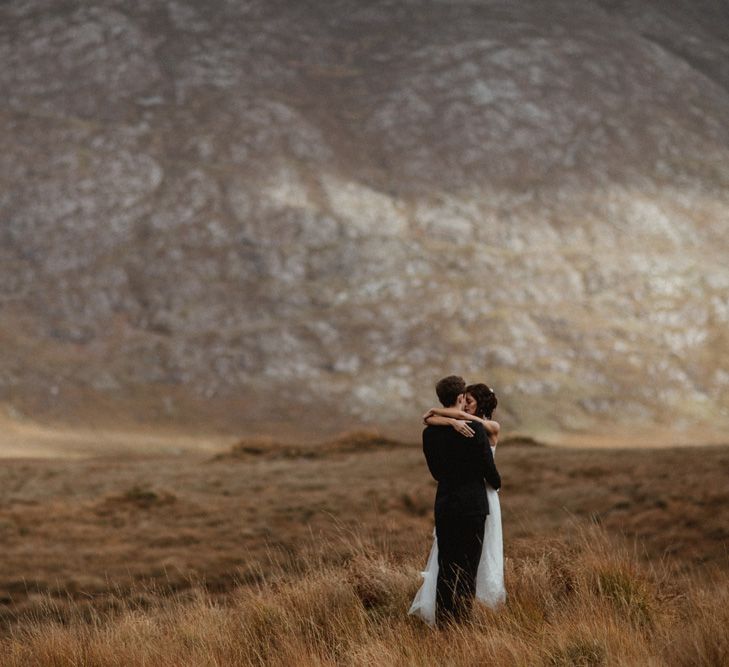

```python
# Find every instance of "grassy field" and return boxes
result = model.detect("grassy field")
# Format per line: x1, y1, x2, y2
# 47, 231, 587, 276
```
1, 432, 728, 665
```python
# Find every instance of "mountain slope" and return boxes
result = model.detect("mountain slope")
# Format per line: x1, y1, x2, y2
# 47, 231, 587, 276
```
1, 0, 728, 440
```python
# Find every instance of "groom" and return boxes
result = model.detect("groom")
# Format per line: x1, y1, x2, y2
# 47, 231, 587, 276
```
422, 375, 501, 626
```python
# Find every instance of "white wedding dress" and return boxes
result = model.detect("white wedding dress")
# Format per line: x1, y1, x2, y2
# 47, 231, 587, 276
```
408, 444, 505, 626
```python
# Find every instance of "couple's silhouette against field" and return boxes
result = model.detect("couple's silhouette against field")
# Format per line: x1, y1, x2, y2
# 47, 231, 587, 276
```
409, 375, 505, 627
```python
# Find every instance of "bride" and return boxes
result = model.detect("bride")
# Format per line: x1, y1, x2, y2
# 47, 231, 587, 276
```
408, 383, 505, 626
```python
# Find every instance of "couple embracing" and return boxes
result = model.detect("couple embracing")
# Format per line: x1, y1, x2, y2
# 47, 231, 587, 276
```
408, 375, 505, 627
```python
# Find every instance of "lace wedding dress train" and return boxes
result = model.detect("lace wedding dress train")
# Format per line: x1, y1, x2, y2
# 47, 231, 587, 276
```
408, 446, 505, 626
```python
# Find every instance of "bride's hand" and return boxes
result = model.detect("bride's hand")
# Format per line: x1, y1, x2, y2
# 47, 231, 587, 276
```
422, 408, 436, 424
450, 419, 475, 438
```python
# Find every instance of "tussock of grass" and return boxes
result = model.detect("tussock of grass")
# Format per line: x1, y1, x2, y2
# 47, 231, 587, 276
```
1, 524, 727, 666
499, 435, 546, 448
217, 430, 408, 461
112, 485, 177, 508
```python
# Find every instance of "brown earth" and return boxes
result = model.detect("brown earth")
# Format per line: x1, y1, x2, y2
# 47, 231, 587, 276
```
1, 431, 727, 636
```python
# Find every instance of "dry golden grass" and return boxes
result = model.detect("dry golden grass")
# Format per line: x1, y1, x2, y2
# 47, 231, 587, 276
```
1, 432, 728, 664
1, 524, 728, 666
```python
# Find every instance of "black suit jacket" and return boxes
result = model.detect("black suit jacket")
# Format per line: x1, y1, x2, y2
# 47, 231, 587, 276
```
423, 421, 501, 519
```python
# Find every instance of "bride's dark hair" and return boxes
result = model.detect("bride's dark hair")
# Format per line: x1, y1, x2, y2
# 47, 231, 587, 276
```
466, 383, 497, 419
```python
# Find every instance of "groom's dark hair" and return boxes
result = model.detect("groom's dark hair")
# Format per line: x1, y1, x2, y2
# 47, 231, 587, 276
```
435, 375, 466, 407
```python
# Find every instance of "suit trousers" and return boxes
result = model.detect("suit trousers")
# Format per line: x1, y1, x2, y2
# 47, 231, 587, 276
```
434, 512, 486, 626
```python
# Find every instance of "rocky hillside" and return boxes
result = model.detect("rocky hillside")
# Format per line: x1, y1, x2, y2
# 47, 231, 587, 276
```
1, 0, 728, 440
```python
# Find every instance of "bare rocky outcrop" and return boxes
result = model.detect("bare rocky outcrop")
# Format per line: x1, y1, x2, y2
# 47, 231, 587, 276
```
1, 0, 728, 440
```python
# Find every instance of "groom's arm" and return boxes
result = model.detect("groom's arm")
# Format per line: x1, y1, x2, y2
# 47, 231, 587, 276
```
471, 422, 501, 490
